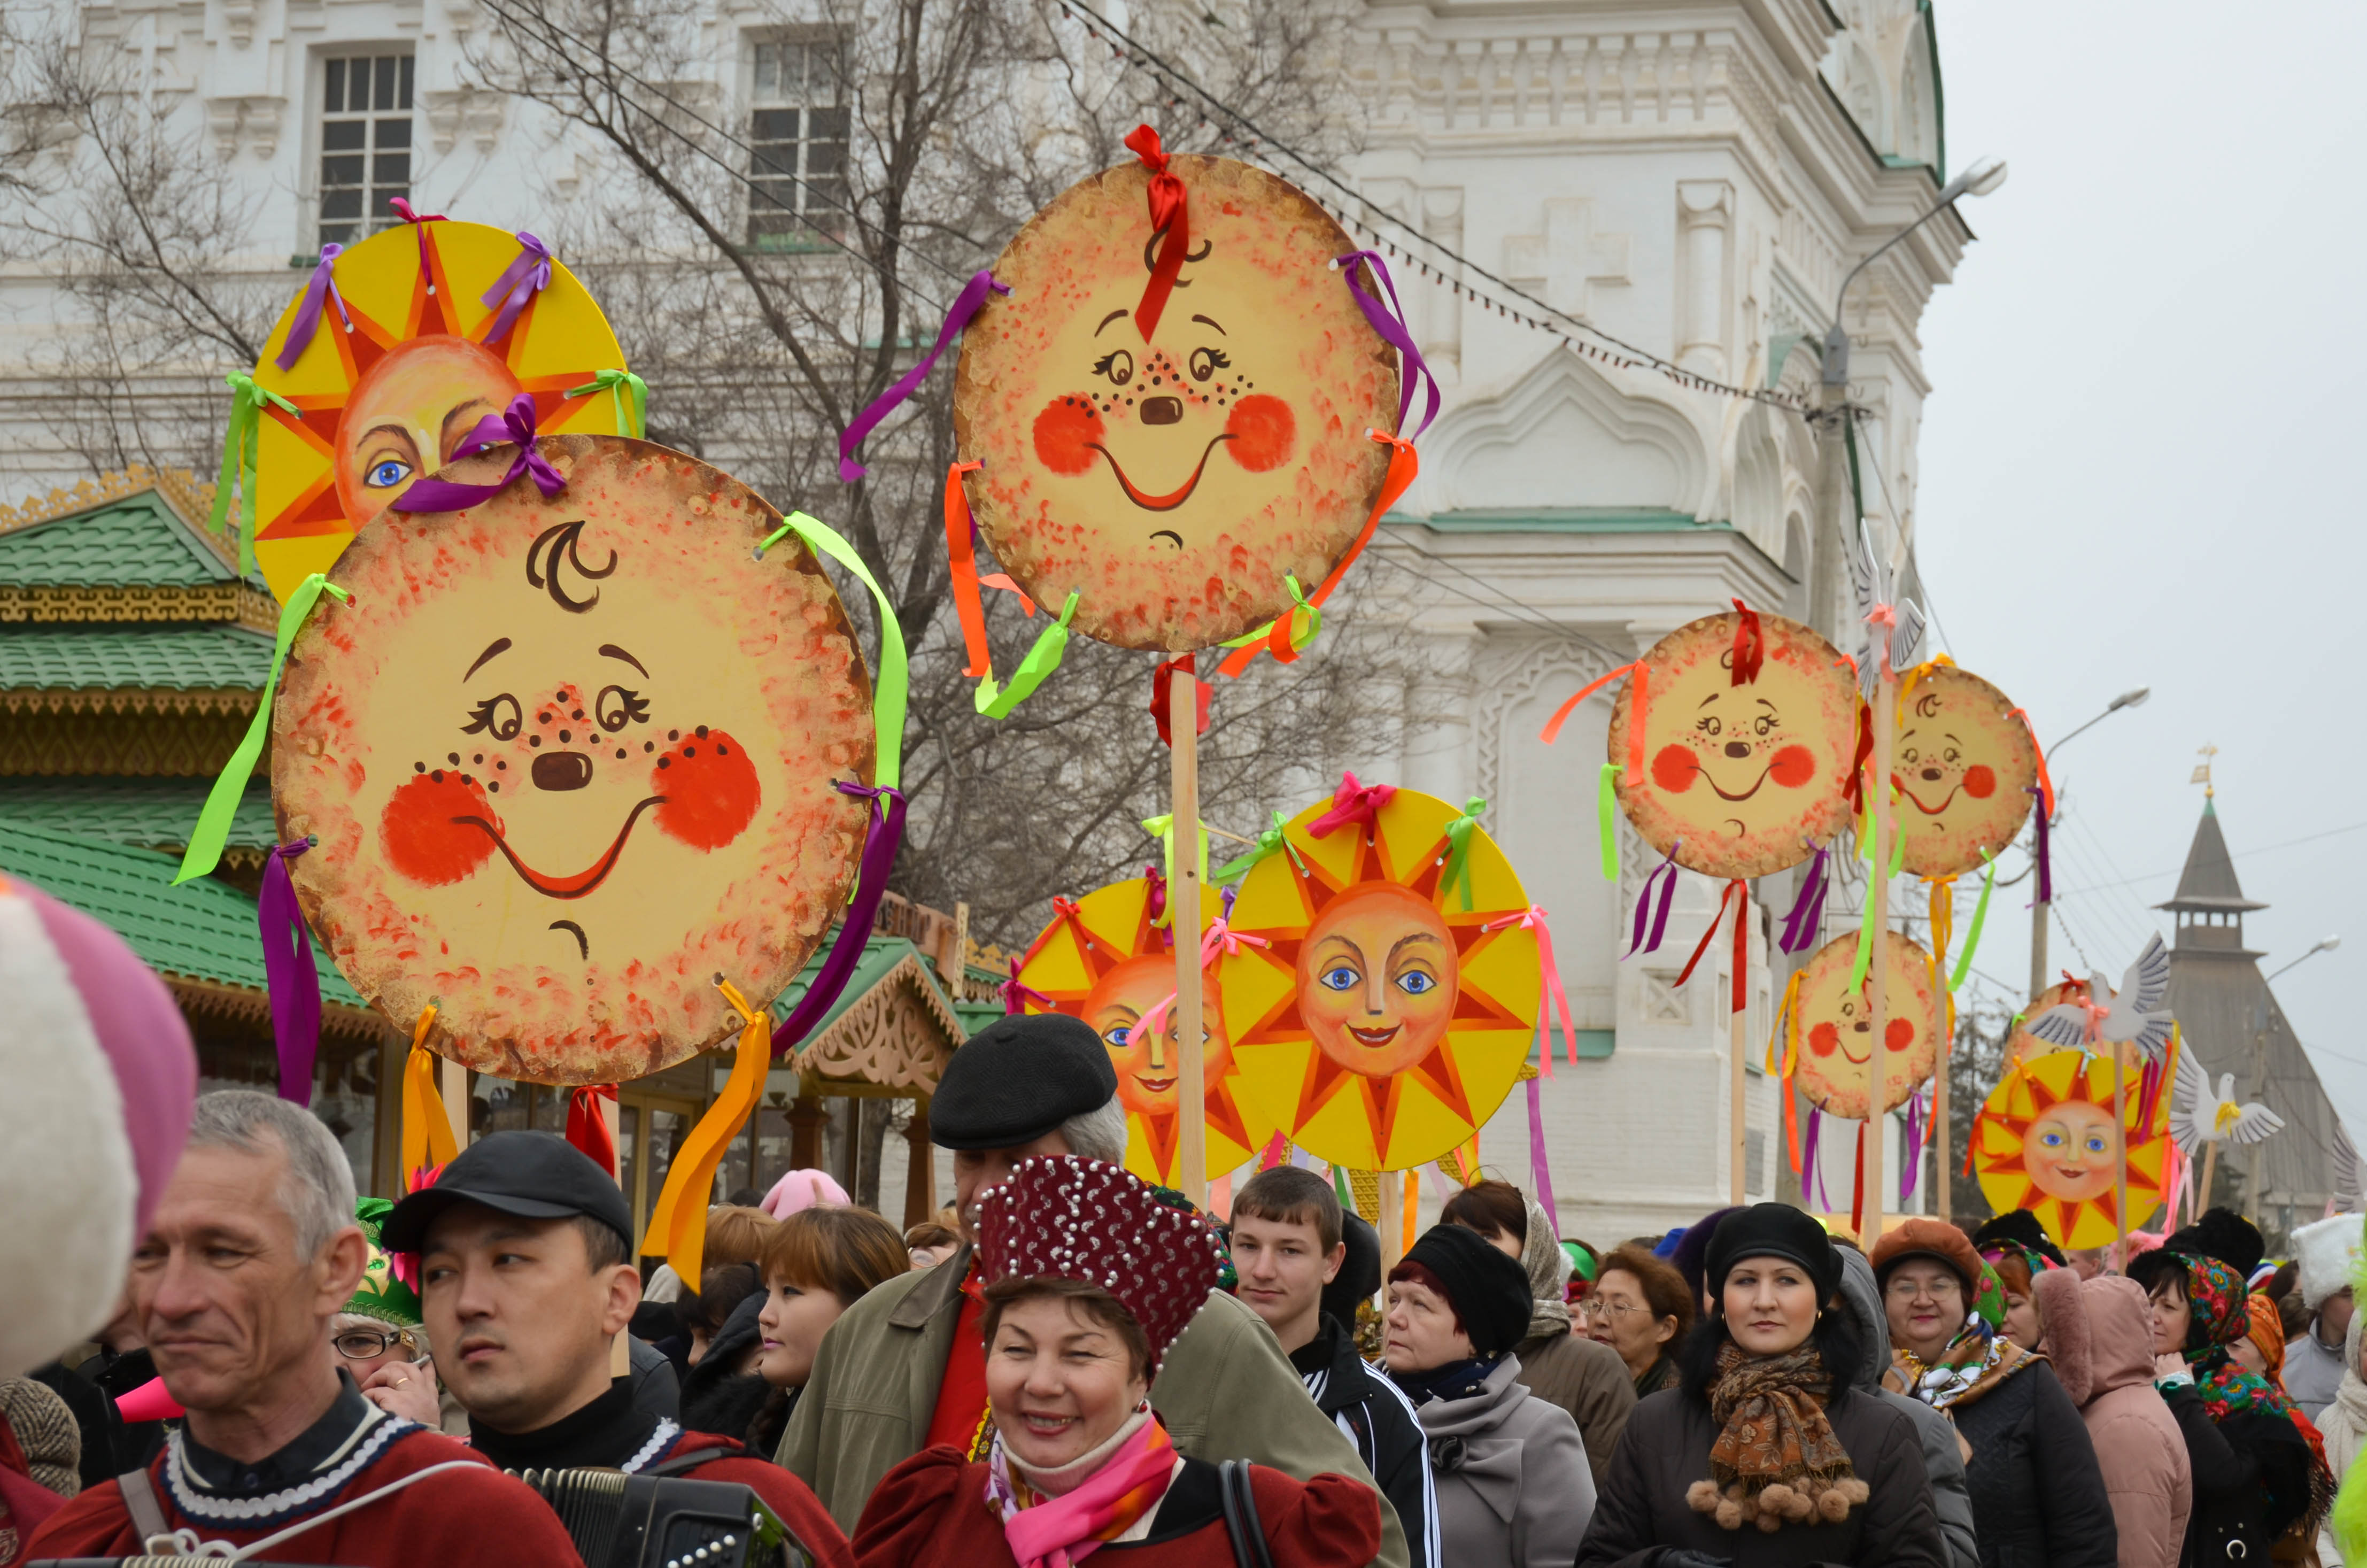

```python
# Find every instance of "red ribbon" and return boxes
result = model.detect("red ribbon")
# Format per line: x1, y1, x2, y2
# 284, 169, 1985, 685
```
389, 197, 446, 289
1124, 125, 1189, 343
1144, 865, 1169, 926
1151, 654, 1210, 748
1729, 598, 1764, 686
1674, 878, 1746, 994
566, 1084, 619, 1177
1308, 771, 1397, 839
1843, 702, 1875, 816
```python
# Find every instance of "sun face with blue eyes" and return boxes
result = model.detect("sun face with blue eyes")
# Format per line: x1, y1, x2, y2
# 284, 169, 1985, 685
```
334, 333, 525, 526
1295, 880, 1458, 1080
2022, 1098, 2120, 1204
1081, 949, 1234, 1122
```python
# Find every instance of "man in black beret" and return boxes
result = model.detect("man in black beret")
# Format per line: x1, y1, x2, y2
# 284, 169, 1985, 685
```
776, 1013, 1410, 1567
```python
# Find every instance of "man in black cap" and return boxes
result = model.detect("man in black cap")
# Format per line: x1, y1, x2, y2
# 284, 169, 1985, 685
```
383, 1132, 849, 1564
776, 1013, 1408, 1566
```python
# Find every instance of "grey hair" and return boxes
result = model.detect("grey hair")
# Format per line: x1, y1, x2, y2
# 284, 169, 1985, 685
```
185, 1091, 357, 1260
1058, 1095, 1128, 1166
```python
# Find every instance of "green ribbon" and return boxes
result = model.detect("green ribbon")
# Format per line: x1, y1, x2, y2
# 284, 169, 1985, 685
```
1949, 848, 1997, 992
1438, 796, 1487, 912
1596, 763, 1623, 882
976, 590, 1079, 718
1846, 802, 1905, 991
1217, 574, 1324, 655
1213, 809, 1309, 884
564, 369, 648, 439
1332, 1162, 1355, 1215
755, 512, 907, 790
174, 573, 349, 884
1140, 813, 1213, 891
211, 373, 300, 575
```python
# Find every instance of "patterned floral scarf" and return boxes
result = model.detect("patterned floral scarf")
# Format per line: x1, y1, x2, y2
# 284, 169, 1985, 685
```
1896, 1313, 2014, 1410
1685, 1341, 1869, 1532
985, 1408, 1179, 1568
2177, 1253, 2300, 1424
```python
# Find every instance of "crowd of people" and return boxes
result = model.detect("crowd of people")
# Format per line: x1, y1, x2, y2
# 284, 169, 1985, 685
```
6, 1007, 2367, 1568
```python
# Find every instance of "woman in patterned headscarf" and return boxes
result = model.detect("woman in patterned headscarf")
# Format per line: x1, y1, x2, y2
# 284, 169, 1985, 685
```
2129, 1248, 2333, 1565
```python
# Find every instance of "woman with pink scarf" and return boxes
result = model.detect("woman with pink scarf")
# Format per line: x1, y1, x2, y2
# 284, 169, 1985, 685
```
853, 1156, 1380, 1568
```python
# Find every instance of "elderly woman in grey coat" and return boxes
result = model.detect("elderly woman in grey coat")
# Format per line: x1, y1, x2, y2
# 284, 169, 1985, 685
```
1386, 1223, 1591, 1567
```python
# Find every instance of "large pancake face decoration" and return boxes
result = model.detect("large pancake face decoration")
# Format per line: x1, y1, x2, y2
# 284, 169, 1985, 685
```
250, 221, 632, 603
1791, 930, 1937, 1119
1892, 664, 2036, 879
1217, 788, 1539, 1171
1610, 611, 1857, 880
954, 155, 1398, 651
1014, 877, 1274, 1186
272, 436, 873, 1083
1972, 1048, 2168, 1249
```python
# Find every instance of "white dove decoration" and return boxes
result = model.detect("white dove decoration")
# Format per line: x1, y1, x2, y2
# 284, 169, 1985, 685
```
2024, 931, 2176, 1063
2170, 1042, 2284, 1154
1845, 519, 1928, 703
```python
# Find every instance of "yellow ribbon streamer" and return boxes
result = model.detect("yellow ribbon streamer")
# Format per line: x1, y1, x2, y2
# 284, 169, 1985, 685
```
640, 979, 771, 1281
400, 1004, 458, 1189
1926, 877, 1958, 1061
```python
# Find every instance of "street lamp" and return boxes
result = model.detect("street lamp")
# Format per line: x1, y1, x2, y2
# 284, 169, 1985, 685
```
1822, 156, 2009, 389
2267, 934, 2343, 984
2027, 685, 2153, 1001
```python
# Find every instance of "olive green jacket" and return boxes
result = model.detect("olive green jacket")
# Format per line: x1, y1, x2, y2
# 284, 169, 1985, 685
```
776, 1245, 1407, 1567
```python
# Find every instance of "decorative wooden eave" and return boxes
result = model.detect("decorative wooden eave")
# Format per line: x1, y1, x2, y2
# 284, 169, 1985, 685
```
0, 687, 262, 716
0, 582, 281, 632
0, 465, 219, 539
163, 976, 392, 1044
790, 951, 968, 1097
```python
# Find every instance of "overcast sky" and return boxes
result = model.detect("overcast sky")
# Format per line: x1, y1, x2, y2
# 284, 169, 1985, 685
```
1915, 3, 2367, 1145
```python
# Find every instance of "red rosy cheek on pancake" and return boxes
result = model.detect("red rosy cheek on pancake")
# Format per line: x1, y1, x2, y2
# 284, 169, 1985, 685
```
1223, 395, 1294, 472
383, 771, 500, 885
652, 727, 761, 850
1033, 396, 1103, 476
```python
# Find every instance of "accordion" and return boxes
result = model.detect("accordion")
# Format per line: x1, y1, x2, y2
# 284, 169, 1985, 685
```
517, 1467, 819, 1568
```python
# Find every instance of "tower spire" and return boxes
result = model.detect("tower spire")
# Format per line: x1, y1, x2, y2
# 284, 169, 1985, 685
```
2191, 741, 2218, 802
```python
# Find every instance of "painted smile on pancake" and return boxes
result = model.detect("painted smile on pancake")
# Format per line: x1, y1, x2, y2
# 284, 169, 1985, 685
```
1701, 766, 1773, 802
1088, 433, 1234, 511
1893, 777, 1963, 816
456, 795, 667, 899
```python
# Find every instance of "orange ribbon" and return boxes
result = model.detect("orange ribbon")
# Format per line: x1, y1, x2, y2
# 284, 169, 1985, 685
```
1124, 125, 1190, 342
399, 1005, 458, 1189
1217, 432, 1418, 678
2008, 706, 2056, 818
1540, 662, 1641, 745
944, 461, 991, 678
640, 980, 770, 1281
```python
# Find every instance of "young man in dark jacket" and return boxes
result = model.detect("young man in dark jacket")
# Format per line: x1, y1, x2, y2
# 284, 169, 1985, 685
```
1232, 1166, 1437, 1568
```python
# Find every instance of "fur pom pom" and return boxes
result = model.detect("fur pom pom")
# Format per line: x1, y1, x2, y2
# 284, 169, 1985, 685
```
1687, 1480, 1722, 1515
1836, 1477, 1870, 1505
1757, 1484, 1797, 1517
1715, 1499, 1744, 1531
1816, 1485, 1851, 1523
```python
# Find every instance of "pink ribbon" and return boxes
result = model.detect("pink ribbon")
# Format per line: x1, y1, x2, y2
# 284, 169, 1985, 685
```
274, 244, 349, 369
480, 231, 552, 344
1485, 905, 1577, 1076
1259, 1132, 1288, 1170
1002, 957, 1053, 1016
390, 197, 447, 290
391, 393, 566, 512
1199, 916, 1271, 969
1526, 1075, 1560, 1222
1308, 771, 1397, 839
839, 269, 1009, 483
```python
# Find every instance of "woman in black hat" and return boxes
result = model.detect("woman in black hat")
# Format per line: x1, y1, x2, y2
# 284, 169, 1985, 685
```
1383, 1223, 1591, 1567
1577, 1203, 1946, 1567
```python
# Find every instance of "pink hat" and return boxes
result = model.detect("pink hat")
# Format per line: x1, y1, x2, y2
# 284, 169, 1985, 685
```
977, 1156, 1225, 1376
0, 874, 197, 1376
761, 1168, 849, 1219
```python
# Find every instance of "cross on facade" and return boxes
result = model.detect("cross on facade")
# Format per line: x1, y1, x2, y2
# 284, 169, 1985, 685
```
1503, 197, 1631, 319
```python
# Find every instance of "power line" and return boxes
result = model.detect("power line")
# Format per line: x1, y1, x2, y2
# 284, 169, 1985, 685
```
2051, 817, 2367, 899
1048, 0, 1811, 415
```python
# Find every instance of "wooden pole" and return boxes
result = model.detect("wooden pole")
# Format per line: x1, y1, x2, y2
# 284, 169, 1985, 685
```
439, 1058, 469, 1152
2113, 1044, 2130, 1271
1379, 1168, 1405, 1278
1862, 673, 1897, 1241
1170, 670, 1208, 1207
1730, 892, 1749, 1207
2198, 1139, 2222, 1218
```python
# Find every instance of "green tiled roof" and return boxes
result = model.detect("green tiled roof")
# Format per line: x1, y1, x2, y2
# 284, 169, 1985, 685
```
0, 777, 275, 854
0, 624, 275, 690
769, 933, 966, 1047
0, 822, 363, 1006
0, 489, 256, 589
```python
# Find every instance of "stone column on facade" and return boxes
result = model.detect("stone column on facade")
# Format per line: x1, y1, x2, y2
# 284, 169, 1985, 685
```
1399, 629, 1480, 800
1675, 180, 1732, 380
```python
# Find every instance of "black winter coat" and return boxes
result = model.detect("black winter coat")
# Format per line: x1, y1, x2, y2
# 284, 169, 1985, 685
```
1949, 1355, 2118, 1568
2161, 1385, 2317, 1566
1576, 1385, 1945, 1568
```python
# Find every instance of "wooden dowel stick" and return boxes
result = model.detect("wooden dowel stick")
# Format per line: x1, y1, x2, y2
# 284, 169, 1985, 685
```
1170, 670, 1207, 1207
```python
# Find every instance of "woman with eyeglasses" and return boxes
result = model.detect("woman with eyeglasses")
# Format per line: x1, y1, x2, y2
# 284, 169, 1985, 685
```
332, 1198, 440, 1428
1583, 1246, 1696, 1399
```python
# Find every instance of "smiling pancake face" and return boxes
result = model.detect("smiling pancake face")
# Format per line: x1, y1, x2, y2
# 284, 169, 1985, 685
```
954, 154, 1397, 651
272, 435, 873, 1083
1791, 929, 1937, 1118
1611, 611, 1857, 880
1891, 663, 2036, 879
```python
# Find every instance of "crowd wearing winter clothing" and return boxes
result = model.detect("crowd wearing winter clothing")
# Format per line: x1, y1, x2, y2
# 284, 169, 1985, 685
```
11, 995, 2367, 1568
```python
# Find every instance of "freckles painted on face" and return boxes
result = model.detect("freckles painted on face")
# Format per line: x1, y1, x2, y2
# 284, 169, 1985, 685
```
649, 725, 761, 850
383, 769, 501, 885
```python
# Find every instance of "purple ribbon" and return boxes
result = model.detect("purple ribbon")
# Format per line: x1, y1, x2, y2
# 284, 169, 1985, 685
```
2027, 784, 2053, 905
839, 270, 1009, 484
1525, 1075, 1560, 1224
258, 838, 323, 1105
391, 394, 566, 513
1335, 250, 1441, 441
1803, 1106, 1825, 1210
1900, 1088, 1927, 1203
771, 783, 907, 1056
1622, 843, 1681, 959
275, 245, 349, 370
1778, 841, 1831, 954
480, 231, 552, 344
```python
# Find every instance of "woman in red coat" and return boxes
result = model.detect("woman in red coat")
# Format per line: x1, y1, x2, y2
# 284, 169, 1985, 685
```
853, 1156, 1380, 1567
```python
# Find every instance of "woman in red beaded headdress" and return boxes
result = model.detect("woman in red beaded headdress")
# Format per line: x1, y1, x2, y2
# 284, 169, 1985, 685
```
852, 1156, 1381, 1567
